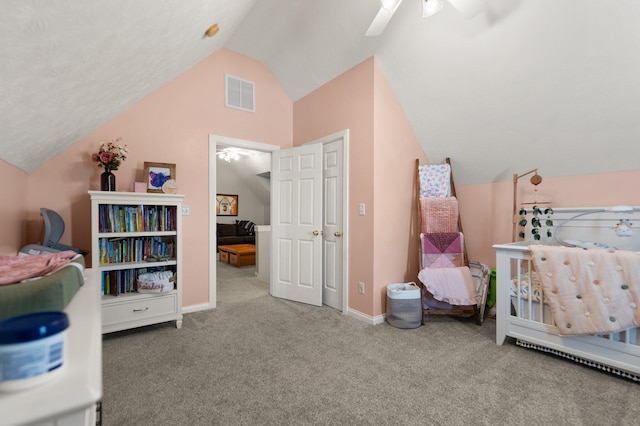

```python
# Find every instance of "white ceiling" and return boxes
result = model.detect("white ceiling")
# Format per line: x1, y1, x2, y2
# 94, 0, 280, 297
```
2, 0, 640, 185
0, 0, 257, 173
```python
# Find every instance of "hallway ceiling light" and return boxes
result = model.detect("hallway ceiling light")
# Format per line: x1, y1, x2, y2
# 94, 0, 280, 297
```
216, 147, 255, 162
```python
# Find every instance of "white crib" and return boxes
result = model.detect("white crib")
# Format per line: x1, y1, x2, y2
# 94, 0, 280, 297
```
493, 207, 640, 381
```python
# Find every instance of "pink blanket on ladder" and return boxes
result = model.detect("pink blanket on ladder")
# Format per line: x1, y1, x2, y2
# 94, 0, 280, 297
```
421, 232, 464, 268
420, 197, 458, 234
418, 266, 479, 306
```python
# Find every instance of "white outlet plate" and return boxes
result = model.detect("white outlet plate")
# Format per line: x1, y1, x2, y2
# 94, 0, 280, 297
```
359, 203, 365, 216
358, 281, 365, 294
182, 205, 191, 216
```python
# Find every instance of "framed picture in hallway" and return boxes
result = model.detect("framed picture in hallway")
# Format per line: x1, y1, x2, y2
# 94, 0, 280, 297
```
216, 194, 238, 216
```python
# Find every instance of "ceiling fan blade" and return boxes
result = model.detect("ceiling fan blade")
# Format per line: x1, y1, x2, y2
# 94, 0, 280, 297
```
365, 0, 404, 37
447, 0, 485, 19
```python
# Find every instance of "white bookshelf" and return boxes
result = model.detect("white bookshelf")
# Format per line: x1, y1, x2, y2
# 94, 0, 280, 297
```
89, 191, 184, 334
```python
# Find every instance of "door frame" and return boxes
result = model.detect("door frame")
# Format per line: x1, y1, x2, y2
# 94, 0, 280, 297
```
208, 131, 349, 314
208, 135, 280, 309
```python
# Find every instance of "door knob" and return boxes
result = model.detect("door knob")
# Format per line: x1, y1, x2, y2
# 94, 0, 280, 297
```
313, 230, 320, 236
334, 231, 342, 237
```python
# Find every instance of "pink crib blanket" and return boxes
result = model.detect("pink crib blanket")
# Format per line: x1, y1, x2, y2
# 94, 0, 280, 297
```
0, 250, 79, 285
530, 245, 640, 335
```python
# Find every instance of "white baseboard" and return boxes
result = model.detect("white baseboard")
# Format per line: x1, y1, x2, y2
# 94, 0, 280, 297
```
184, 303, 386, 324
183, 303, 215, 314
347, 308, 386, 325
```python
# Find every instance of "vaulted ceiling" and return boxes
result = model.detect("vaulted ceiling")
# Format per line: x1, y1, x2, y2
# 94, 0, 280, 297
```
2, 0, 639, 185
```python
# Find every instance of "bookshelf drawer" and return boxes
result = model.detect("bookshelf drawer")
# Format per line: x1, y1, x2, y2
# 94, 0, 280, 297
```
102, 294, 177, 326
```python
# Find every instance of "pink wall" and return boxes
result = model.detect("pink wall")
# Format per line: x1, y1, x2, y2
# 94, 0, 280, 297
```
294, 57, 428, 318
372, 59, 427, 317
458, 169, 640, 268
0, 160, 28, 255
294, 58, 375, 316
4, 45, 639, 318
17, 48, 292, 307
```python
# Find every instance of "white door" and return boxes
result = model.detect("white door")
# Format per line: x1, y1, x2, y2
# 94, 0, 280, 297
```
271, 144, 323, 306
322, 140, 344, 310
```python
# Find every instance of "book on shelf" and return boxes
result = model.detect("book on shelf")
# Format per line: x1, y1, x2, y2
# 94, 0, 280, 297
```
99, 236, 175, 265
98, 204, 177, 233
100, 266, 177, 296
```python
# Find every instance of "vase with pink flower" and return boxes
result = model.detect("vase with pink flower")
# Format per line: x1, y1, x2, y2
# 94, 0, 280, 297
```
92, 138, 128, 191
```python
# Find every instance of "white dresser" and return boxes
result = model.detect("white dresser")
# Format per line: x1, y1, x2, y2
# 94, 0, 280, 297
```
0, 269, 102, 426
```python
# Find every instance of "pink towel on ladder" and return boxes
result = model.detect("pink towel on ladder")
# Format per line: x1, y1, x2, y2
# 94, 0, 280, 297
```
418, 266, 479, 306
420, 197, 459, 234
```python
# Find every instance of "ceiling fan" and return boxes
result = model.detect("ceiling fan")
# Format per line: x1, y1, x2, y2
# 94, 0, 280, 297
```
366, 0, 486, 36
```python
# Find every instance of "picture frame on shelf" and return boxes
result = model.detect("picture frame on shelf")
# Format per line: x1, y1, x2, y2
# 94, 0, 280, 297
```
216, 194, 238, 216
143, 162, 176, 193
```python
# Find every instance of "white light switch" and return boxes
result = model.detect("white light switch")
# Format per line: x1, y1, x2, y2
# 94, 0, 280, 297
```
182, 205, 191, 216
359, 203, 365, 216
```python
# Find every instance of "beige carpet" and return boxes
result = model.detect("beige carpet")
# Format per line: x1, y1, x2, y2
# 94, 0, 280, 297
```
101, 261, 640, 425
215, 261, 268, 306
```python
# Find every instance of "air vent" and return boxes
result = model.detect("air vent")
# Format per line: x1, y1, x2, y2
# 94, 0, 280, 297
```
225, 74, 255, 112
